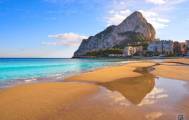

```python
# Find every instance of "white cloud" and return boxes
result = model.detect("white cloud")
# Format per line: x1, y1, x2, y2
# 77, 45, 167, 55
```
105, 8, 170, 29
105, 0, 187, 30
146, 0, 186, 5
139, 10, 170, 29
106, 9, 131, 25
138, 87, 168, 107
169, 0, 187, 5
43, 33, 88, 46
105, 0, 134, 26
145, 0, 167, 5
48, 33, 87, 40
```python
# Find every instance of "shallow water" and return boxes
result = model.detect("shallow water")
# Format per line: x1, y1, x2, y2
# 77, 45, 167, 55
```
0, 58, 126, 87
0, 58, 168, 88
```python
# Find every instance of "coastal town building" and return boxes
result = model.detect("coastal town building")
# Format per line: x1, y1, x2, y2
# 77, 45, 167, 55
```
147, 40, 174, 56
147, 41, 161, 53
186, 40, 189, 56
173, 41, 181, 55
173, 41, 188, 56
186, 40, 189, 48
163, 40, 174, 55
123, 46, 143, 57
93, 39, 189, 58
180, 42, 187, 55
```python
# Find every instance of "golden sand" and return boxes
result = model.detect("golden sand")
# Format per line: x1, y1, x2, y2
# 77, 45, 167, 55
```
152, 62, 189, 81
165, 58, 189, 64
0, 82, 98, 120
65, 61, 156, 83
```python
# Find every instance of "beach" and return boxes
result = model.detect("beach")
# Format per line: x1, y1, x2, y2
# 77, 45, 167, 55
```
65, 61, 156, 83
152, 63, 189, 81
0, 58, 189, 120
0, 82, 99, 120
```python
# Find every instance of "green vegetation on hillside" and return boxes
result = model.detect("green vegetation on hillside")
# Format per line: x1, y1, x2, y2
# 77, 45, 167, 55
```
85, 48, 123, 57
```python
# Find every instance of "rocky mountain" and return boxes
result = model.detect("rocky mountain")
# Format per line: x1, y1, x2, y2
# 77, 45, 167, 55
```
73, 11, 156, 57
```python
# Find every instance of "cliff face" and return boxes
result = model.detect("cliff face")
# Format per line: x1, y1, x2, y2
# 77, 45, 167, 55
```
73, 11, 156, 57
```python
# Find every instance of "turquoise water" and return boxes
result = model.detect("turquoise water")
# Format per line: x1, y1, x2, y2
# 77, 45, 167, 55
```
0, 58, 126, 87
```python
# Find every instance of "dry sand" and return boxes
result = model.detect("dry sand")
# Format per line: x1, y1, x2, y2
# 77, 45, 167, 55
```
0, 82, 99, 120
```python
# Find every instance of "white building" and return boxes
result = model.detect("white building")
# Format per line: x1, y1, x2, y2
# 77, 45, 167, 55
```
147, 40, 174, 55
123, 46, 143, 57
186, 40, 189, 47
147, 41, 161, 53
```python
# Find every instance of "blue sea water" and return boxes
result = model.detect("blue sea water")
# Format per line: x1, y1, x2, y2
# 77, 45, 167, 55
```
0, 58, 126, 87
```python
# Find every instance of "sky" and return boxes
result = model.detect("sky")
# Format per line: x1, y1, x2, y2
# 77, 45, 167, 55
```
0, 0, 189, 58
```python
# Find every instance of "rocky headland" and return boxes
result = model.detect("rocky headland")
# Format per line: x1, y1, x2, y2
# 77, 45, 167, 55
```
74, 11, 156, 57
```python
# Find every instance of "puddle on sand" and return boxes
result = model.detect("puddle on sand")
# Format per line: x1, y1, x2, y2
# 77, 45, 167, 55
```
96, 69, 189, 120
99, 71, 155, 105
58, 68, 189, 120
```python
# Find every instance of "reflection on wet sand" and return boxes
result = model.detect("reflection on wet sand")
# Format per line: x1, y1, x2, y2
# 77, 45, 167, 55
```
138, 86, 168, 106
100, 68, 155, 104
145, 112, 163, 120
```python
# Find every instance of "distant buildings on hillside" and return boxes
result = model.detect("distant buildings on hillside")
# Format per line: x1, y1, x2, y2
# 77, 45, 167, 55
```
147, 40, 174, 56
85, 39, 189, 58
186, 40, 189, 56
121, 39, 189, 57
147, 39, 189, 57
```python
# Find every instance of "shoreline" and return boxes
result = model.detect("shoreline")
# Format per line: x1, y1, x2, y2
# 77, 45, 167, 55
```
1, 57, 188, 89
0, 58, 128, 89
65, 61, 156, 83
1, 58, 189, 89
65, 59, 189, 83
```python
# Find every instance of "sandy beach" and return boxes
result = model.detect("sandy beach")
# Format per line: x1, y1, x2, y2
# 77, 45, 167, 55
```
0, 82, 99, 120
152, 63, 189, 81
152, 58, 189, 81
0, 58, 189, 120
65, 61, 156, 83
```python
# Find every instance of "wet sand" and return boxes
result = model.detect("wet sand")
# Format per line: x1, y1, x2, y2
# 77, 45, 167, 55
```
152, 58, 189, 81
61, 75, 189, 120
0, 59, 189, 120
165, 58, 189, 64
65, 61, 156, 83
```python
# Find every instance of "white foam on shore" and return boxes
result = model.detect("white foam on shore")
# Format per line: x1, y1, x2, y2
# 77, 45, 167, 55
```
24, 78, 37, 83
56, 76, 64, 79
118, 61, 129, 64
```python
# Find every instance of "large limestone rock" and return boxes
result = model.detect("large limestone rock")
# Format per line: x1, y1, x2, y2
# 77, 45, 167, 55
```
73, 11, 156, 57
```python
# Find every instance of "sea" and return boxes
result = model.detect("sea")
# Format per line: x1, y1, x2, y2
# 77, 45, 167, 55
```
0, 58, 127, 88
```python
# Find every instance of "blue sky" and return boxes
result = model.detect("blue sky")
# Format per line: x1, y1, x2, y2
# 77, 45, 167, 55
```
0, 0, 189, 58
